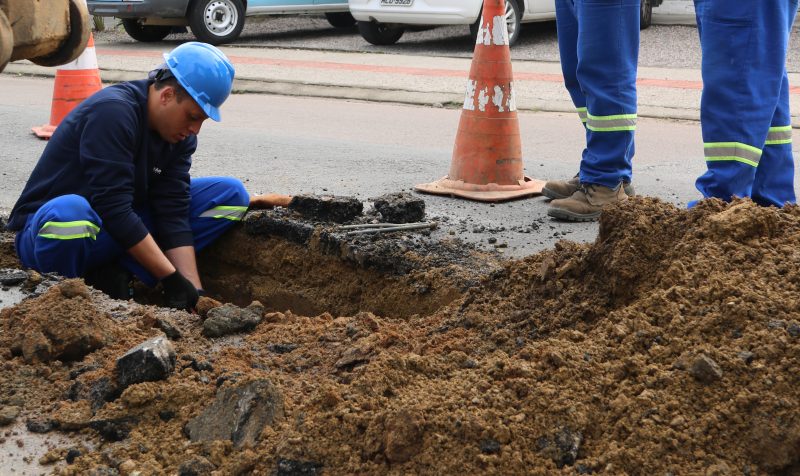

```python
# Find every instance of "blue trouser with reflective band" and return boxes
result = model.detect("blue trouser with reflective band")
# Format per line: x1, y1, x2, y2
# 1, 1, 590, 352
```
693, 0, 798, 207
15, 176, 249, 286
555, 0, 640, 188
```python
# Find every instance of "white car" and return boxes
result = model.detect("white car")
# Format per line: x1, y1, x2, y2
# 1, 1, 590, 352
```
348, 0, 658, 46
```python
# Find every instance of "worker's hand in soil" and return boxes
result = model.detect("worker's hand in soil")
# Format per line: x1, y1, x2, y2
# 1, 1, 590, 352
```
249, 194, 293, 209
161, 270, 199, 312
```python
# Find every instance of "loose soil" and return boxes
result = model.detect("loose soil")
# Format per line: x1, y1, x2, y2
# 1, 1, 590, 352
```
2, 197, 800, 475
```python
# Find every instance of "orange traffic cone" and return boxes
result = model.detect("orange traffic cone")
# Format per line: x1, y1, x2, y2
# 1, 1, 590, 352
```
415, 0, 545, 202
31, 33, 102, 139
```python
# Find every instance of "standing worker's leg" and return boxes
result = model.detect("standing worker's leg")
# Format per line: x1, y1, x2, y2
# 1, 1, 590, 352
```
548, 0, 640, 221
752, 1, 798, 207
15, 195, 107, 278
542, 0, 586, 200
692, 0, 794, 204
752, 74, 796, 207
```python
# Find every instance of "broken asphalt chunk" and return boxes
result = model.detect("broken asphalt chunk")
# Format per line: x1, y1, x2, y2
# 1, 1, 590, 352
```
288, 194, 363, 223
371, 192, 425, 224
0, 269, 28, 286
116, 336, 176, 390
202, 302, 264, 337
185, 378, 284, 448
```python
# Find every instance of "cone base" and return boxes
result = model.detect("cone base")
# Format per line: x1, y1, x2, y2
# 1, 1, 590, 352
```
415, 176, 546, 203
31, 124, 56, 140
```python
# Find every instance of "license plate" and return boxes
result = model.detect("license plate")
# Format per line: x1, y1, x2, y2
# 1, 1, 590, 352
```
380, 0, 414, 6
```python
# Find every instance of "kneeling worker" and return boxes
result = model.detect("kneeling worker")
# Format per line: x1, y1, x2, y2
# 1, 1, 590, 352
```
6, 42, 290, 311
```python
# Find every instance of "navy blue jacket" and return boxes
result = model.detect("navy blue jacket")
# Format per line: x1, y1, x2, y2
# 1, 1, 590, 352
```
8, 80, 196, 250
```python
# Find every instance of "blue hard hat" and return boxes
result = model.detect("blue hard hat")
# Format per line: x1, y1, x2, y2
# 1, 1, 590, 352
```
162, 42, 235, 122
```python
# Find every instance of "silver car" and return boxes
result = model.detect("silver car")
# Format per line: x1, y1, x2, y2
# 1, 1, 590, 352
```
88, 0, 354, 45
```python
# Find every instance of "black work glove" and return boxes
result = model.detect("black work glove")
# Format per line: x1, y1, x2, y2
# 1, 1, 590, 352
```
161, 271, 199, 311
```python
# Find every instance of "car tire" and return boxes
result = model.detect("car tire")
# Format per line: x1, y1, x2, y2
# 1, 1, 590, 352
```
640, 0, 653, 29
469, 1, 521, 46
325, 12, 356, 29
357, 21, 404, 46
505, 0, 522, 45
121, 19, 172, 43
189, 0, 245, 45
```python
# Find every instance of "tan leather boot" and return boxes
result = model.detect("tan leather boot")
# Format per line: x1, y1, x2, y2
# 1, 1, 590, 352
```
542, 175, 581, 199
543, 175, 635, 200
547, 183, 628, 221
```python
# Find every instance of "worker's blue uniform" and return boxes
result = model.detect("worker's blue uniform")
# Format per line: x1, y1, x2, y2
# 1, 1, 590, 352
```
7, 80, 249, 284
555, 0, 640, 189
693, 0, 798, 207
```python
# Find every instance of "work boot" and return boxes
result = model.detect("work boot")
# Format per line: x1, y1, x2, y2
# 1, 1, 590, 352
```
547, 183, 628, 222
543, 175, 635, 200
83, 262, 133, 300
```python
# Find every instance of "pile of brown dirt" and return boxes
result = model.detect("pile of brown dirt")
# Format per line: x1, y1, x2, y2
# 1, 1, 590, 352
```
3, 197, 800, 475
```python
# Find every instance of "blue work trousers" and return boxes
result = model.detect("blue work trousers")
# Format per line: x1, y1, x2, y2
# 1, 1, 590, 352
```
556, 0, 640, 188
15, 176, 249, 286
693, 0, 798, 207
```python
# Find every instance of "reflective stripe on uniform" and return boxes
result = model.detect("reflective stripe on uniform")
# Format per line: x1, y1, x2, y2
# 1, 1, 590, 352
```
199, 205, 248, 221
577, 107, 587, 123
37, 220, 100, 240
765, 125, 793, 145
704, 142, 762, 167
585, 112, 637, 132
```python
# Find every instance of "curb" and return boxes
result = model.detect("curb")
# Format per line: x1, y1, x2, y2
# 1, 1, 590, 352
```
4, 62, 799, 128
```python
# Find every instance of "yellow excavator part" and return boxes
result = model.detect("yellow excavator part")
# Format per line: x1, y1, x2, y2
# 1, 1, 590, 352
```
0, 0, 91, 72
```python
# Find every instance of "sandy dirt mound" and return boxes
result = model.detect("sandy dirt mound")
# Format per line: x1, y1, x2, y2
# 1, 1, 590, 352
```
2, 198, 800, 474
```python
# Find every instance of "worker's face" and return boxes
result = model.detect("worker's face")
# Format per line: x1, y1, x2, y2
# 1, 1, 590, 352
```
155, 86, 208, 144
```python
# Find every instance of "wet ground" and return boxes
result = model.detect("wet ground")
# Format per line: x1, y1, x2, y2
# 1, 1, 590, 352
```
3, 197, 800, 474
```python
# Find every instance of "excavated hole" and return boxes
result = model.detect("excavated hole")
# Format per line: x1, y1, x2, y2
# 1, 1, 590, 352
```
197, 225, 491, 319
0, 209, 499, 319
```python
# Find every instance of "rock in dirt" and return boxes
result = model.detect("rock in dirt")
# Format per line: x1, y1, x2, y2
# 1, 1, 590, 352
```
65, 448, 82, 464
59, 279, 91, 299
288, 194, 363, 223
178, 455, 215, 476
89, 417, 136, 441
479, 438, 501, 455
202, 302, 264, 337
185, 379, 284, 448
371, 192, 425, 224
690, 354, 723, 383
155, 316, 182, 340
68, 376, 120, 411
0, 269, 28, 286
274, 459, 323, 476
383, 409, 425, 464
737, 351, 754, 365
116, 336, 176, 390
0, 405, 20, 425
26, 418, 55, 433
195, 296, 223, 318
537, 427, 582, 468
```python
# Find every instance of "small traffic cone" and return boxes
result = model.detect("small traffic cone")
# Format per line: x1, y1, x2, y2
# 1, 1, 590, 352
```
31, 33, 102, 139
415, 0, 545, 202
